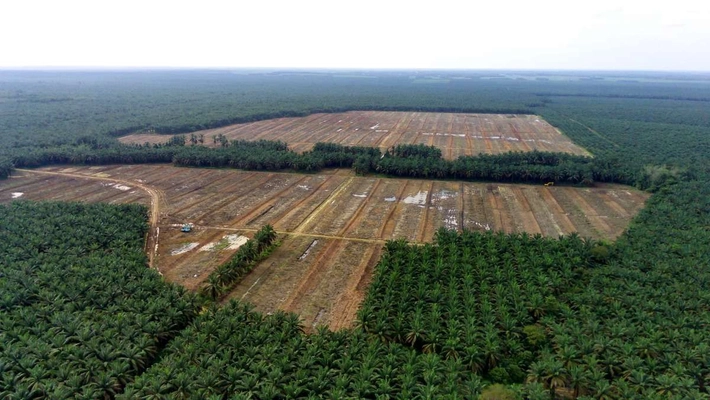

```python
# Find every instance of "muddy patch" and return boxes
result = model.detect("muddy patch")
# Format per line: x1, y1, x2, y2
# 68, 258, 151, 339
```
171, 242, 199, 255
200, 234, 249, 252
102, 182, 132, 191
298, 239, 319, 261
403, 191, 428, 205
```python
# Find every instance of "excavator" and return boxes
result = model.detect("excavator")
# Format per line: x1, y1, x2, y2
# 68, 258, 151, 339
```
181, 223, 192, 232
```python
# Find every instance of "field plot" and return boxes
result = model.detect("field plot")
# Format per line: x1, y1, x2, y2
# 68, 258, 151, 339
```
120, 111, 591, 159
0, 165, 647, 329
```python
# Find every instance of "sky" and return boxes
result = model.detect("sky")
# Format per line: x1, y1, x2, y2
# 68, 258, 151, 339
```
1, 0, 709, 71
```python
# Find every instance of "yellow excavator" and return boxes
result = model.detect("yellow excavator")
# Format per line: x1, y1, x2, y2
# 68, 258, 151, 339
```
544, 182, 554, 187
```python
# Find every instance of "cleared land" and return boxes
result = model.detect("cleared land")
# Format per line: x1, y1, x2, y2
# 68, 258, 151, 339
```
0, 165, 647, 329
120, 111, 591, 159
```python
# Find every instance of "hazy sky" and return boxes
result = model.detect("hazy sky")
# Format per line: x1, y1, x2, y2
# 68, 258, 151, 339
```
2, 0, 709, 71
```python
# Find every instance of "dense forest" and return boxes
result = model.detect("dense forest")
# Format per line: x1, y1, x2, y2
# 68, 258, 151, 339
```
1, 70, 710, 398
0, 202, 200, 399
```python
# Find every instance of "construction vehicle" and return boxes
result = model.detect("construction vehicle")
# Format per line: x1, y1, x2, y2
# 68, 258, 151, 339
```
181, 223, 192, 232
544, 182, 554, 187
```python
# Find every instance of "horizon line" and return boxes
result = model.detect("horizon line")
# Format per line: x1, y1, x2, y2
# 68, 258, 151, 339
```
1, 66, 710, 74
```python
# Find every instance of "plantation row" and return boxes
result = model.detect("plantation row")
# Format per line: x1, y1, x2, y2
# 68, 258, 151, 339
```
198, 225, 279, 302
5, 139, 636, 187
359, 230, 599, 383
120, 302, 490, 399
530, 179, 710, 399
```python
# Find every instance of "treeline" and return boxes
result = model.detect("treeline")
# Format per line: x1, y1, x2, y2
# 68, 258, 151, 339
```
199, 225, 279, 302
0, 157, 12, 179
369, 146, 635, 186
6, 139, 636, 186
534, 92, 710, 102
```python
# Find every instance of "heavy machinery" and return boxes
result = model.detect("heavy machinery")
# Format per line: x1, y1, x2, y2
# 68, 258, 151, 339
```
181, 223, 192, 232
544, 182, 554, 187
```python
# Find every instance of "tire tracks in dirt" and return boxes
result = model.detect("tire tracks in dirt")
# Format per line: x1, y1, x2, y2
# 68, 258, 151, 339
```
182, 173, 276, 224
268, 175, 343, 231
462, 115, 475, 156
293, 177, 354, 234
279, 239, 349, 316
229, 175, 311, 228
410, 114, 430, 147
327, 243, 382, 330
416, 181, 435, 242
337, 179, 382, 237
166, 170, 250, 216
378, 180, 410, 239
459, 182, 465, 232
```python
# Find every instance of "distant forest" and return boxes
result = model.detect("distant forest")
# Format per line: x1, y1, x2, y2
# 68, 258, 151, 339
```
2, 69, 708, 185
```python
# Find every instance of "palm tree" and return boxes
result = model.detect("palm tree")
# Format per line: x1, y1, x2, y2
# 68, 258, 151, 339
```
405, 310, 426, 348
200, 274, 224, 301
590, 379, 615, 400
567, 365, 588, 398
542, 359, 567, 397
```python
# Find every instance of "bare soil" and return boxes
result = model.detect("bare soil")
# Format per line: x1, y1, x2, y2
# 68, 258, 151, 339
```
119, 112, 591, 159
0, 165, 649, 330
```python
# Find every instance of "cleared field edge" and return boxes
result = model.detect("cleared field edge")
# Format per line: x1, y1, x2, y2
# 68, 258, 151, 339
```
119, 111, 592, 158
0, 166, 649, 330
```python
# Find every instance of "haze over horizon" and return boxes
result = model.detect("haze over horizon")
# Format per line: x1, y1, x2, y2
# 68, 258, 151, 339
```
2, 0, 709, 72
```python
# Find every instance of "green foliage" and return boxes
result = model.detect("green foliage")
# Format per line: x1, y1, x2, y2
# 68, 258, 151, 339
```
0, 157, 13, 179
479, 383, 519, 400
352, 154, 375, 175
376, 149, 627, 185
199, 225, 279, 302
489, 368, 512, 384
11, 141, 632, 186
390, 143, 443, 159
589, 243, 611, 263
167, 134, 186, 146
523, 325, 547, 348
0, 70, 535, 149
0, 201, 199, 399
121, 301, 483, 399
359, 228, 596, 382
637, 164, 686, 192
